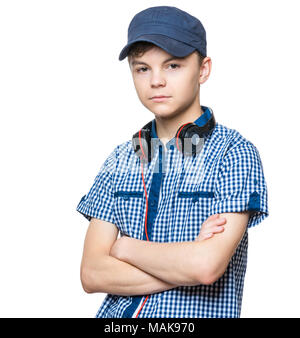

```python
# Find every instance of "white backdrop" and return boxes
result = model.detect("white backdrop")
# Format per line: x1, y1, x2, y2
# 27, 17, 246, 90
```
0, 0, 299, 318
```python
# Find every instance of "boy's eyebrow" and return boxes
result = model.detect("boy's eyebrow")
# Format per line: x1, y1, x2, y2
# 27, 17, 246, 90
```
130, 56, 184, 67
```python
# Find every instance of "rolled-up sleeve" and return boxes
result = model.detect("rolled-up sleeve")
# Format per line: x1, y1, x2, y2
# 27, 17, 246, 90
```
76, 149, 117, 224
210, 140, 269, 228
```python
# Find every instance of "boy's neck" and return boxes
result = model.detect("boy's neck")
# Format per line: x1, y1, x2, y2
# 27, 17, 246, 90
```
155, 104, 204, 147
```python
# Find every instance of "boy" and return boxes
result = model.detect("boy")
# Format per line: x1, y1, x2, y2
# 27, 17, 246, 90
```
76, 6, 269, 318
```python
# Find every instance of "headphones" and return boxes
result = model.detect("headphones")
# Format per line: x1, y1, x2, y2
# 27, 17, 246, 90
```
132, 109, 216, 163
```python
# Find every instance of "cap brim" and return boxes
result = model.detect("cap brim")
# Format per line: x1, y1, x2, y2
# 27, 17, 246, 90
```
118, 34, 196, 61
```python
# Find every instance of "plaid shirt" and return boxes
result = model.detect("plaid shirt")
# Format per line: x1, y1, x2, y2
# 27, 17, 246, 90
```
76, 106, 269, 318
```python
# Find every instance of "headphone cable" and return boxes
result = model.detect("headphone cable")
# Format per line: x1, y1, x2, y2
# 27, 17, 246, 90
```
135, 153, 150, 317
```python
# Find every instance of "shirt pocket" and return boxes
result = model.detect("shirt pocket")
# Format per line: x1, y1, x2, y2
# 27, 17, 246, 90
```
174, 190, 215, 242
113, 190, 144, 239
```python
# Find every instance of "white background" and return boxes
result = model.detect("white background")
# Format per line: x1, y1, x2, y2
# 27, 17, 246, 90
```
0, 0, 299, 318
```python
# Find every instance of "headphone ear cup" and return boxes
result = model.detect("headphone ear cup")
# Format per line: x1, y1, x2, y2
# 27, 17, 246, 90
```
132, 121, 153, 163
175, 123, 204, 156
175, 123, 192, 154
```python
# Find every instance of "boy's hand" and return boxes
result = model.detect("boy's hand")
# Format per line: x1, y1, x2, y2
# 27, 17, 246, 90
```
194, 214, 226, 242
110, 235, 132, 261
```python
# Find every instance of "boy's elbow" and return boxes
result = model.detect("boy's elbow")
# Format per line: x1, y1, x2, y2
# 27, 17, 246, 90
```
195, 269, 217, 286
199, 272, 219, 286
194, 261, 226, 286
80, 266, 98, 294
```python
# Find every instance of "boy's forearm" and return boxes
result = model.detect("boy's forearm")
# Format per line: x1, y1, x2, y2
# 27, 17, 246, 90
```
83, 255, 178, 296
112, 237, 202, 286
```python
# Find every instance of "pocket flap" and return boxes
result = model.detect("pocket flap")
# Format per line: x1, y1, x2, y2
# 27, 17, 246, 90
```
177, 191, 214, 201
114, 191, 143, 199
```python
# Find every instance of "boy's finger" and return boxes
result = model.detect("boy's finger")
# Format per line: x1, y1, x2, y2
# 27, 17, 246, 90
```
207, 217, 226, 228
202, 214, 219, 226
201, 225, 224, 236
211, 225, 224, 233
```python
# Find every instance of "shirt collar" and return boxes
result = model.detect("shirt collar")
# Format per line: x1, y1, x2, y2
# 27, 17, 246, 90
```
150, 105, 213, 150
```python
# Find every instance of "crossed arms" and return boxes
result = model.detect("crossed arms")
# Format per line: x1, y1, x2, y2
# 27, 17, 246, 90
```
80, 212, 250, 296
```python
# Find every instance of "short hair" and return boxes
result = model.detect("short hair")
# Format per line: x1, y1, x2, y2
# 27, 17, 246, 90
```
127, 41, 205, 67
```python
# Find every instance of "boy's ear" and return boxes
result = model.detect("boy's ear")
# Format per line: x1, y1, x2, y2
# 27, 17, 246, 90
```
198, 57, 212, 85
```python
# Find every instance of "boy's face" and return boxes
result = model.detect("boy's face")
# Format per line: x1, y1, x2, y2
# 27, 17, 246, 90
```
129, 46, 210, 120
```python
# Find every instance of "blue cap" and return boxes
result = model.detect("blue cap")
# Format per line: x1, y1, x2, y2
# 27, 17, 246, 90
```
119, 6, 207, 61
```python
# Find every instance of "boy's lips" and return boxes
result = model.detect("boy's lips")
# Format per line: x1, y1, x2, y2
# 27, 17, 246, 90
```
150, 95, 171, 99
151, 97, 171, 102
150, 96, 171, 102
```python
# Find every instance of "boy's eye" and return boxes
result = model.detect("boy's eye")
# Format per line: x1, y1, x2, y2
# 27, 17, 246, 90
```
136, 67, 148, 73
136, 64, 180, 73
169, 63, 180, 69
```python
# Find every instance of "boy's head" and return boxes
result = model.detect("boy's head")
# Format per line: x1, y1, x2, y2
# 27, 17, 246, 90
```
119, 6, 211, 120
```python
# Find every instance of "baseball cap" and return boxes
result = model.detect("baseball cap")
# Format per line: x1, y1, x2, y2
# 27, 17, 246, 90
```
119, 6, 207, 61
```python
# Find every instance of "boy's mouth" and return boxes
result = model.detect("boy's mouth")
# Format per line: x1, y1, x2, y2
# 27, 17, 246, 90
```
150, 96, 171, 102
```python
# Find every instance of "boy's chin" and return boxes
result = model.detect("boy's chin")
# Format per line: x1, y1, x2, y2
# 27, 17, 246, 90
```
151, 109, 179, 119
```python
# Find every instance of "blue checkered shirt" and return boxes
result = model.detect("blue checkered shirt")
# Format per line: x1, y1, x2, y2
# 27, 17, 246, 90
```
76, 106, 269, 318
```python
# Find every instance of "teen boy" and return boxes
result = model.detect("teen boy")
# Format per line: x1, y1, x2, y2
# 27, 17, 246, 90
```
76, 6, 269, 318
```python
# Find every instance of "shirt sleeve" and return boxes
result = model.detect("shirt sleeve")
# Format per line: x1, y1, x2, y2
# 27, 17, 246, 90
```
76, 149, 117, 224
210, 140, 269, 228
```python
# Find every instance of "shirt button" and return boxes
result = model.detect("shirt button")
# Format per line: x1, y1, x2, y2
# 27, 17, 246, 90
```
150, 201, 155, 207
170, 145, 174, 151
